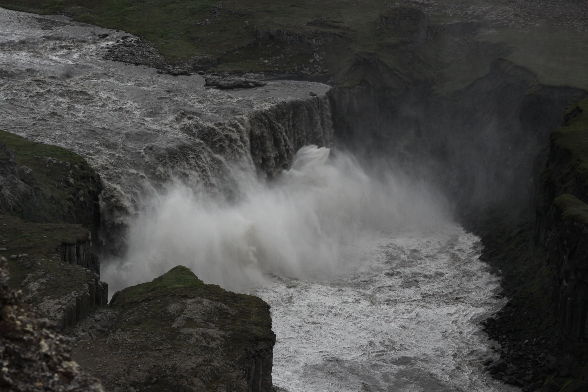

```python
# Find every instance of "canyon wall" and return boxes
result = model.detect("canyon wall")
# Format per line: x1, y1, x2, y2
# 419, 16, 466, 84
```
327, 55, 588, 390
0, 130, 107, 329
538, 99, 588, 349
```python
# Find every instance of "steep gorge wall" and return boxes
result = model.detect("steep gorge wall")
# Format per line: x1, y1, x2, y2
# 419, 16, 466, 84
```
248, 95, 333, 178
328, 57, 584, 218
0, 130, 107, 329
327, 55, 588, 390
538, 99, 588, 349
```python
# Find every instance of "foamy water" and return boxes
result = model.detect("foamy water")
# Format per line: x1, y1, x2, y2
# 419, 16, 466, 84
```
103, 145, 517, 391
259, 230, 516, 392
0, 8, 517, 390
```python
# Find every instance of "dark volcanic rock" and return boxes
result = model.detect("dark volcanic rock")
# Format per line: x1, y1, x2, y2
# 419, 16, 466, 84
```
475, 97, 588, 392
205, 75, 267, 90
72, 266, 275, 392
0, 130, 101, 231
0, 130, 106, 328
0, 258, 104, 392
104, 36, 166, 69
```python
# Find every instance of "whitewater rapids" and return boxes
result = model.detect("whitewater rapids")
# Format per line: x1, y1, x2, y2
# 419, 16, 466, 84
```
260, 230, 515, 392
104, 145, 517, 392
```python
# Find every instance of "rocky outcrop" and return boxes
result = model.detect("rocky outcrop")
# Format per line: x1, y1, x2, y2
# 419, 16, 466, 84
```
329, 58, 584, 218
248, 95, 333, 178
474, 99, 588, 392
0, 131, 101, 232
0, 130, 107, 329
539, 99, 588, 348
0, 257, 104, 392
72, 266, 275, 392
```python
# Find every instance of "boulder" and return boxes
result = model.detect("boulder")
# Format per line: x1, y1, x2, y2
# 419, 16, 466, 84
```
72, 266, 275, 392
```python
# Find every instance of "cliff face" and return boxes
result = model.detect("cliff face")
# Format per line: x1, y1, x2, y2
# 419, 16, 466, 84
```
72, 266, 275, 392
329, 57, 584, 218
248, 95, 333, 178
468, 100, 588, 391
538, 99, 588, 350
0, 131, 107, 329
0, 258, 105, 392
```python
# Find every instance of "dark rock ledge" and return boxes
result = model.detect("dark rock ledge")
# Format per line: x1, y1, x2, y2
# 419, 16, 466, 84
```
0, 130, 106, 329
0, 129, 276, 391
0, 257, 105, 391
71, 266, 275, 392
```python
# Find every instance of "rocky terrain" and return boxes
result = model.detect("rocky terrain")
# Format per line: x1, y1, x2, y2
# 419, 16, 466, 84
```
0, 130, 106, 329
71, 266, 275, 392
0, 257, 104, 392
0, 1, 587, 391
0, 126, 276, 391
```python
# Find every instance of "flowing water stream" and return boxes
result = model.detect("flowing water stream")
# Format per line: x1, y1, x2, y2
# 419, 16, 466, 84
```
104, 146, 518, 392
0, 7, 518, 391
260, 231, 514, 392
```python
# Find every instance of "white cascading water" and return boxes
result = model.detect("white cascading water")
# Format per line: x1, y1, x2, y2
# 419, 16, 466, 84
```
0, 7, 517, 391
103, 145, 517, 392
103, 146, 449, 292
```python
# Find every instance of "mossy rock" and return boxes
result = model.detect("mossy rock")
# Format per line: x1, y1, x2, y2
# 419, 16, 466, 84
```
0, 131, 106, 328
73, 266, 275, 392
0, 130, 101, 230
554, 194, 588, 226
110, 265, 205, 305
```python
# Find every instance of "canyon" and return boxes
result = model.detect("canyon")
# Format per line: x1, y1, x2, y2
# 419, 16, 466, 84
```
0, 1, 587, 391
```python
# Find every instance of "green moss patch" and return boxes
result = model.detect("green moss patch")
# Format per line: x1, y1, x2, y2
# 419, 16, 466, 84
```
110, 265, 272, 340
0, 214, 87, 256
0, 130, 101, 227
0, 0, 423, 76
553, 99, 588, 160
554, 194, 588, 225
110, 265, 204, 305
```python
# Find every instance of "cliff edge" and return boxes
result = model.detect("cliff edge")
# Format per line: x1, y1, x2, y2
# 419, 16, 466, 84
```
72, 266, 275, 392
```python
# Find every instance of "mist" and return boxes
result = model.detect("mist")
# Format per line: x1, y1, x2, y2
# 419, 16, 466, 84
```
103, 145, 452, 294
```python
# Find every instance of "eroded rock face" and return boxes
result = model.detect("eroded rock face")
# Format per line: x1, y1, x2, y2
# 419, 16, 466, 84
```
0, 258, 105, 392
0, 130, 106, 329
72, 266, 275, 392
0, 8, 333, 245
538, 99, 588, 346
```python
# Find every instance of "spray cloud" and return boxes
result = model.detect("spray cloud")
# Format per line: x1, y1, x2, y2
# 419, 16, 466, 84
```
103, 145, 451, 293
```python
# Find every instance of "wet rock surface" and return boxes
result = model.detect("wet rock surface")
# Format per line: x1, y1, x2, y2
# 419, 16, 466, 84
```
0, 258, 104, 392
0, 8, 333, 241
71, 266, 275, 392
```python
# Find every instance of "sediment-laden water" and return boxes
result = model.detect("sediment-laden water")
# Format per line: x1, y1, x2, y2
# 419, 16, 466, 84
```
259, 230, 517, 392
0, 6, 518, 392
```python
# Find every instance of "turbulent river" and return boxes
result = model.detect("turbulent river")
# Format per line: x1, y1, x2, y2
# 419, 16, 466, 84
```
259, 231, 514, 392
0, 7, 517, 392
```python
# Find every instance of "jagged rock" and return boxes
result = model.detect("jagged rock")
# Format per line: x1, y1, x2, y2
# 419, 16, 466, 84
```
0, 131, 107, 328
72, 266, 275, 392
0, 257, 104, 392
205, 75, 267, 90
104, 36, 166, 69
